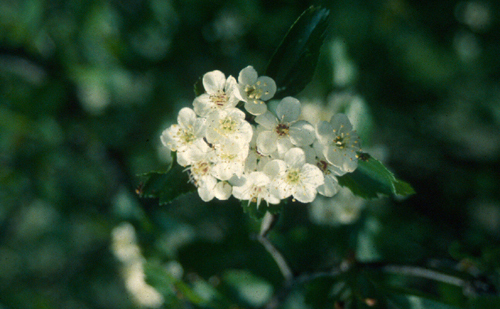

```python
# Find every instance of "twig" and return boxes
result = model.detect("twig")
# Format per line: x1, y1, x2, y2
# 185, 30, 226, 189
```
258, 212, 293, 283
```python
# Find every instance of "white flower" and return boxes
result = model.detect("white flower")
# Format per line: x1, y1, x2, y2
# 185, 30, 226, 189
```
235, 66, 276, 116
160, 107, 207, 166
255, 97, 315, 156
232, 172, 280, 207
193, 70, 239, 117
315, 114, 361, 173
265, 148, 324, 203
205, 109, 253, 151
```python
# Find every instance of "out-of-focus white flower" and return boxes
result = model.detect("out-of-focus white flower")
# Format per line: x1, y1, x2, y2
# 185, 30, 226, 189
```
193, 70, 239, 117
161, 107, 207, 166
236, 66, 276, 115
205, 109, 252, 152
315, 114, 361, 173
309, 187, 366, 226
111, 223, 164, 308
266, 148, 324, 203
232, 171, 280, 207
255, 97, 315, 156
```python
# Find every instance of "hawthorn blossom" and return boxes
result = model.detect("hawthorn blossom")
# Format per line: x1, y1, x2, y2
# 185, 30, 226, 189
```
160, 107, 207, 166
266, 148, 324, 203
315, 114, 361, 173
255, 97, 315, 156
235, 66, 276, 115
193, 70, 239, 117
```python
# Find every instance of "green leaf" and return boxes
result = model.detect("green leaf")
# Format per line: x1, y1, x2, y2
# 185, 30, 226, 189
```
337, 152, 415, 199
138, 153, 196, 205
194, 76, 205, 97
265, 5, 330, 98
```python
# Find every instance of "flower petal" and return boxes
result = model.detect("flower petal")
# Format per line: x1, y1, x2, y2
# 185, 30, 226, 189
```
330, 113, 353, 134
317, 174, 339, 197
244, 100, 268, 116
293, 185, 317, 203
284, 148, 306, 169
257, 76, 277, 101
255, 111, 279, 129
315, 121, 334, 144
263, 160, 286, 179
214, 182, 232, 200
238, 66, 258, 85
203, 70, 226, 94
276, 137, 293, 156
193, 94, 212, 117
300, 163, 324, 187
276, 97, 301, 123
289, 120, 315, 146
177, 107, 196, 128
257, 130, 278, 155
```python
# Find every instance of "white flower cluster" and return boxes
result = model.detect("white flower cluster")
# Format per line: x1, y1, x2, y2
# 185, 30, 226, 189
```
161, 66, 361, 205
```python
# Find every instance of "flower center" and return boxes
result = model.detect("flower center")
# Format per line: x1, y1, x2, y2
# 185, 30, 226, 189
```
334, 134, 346, 149
219, 117, 237, 134
181, 128, 196, 144
317, 160, 330, 174
191, 161, 210, 177
275, 123, 290, 136
285, 169, 301, 185
250, 185, 263, 201
245, 85, 263, 100
210, 90, 228, 107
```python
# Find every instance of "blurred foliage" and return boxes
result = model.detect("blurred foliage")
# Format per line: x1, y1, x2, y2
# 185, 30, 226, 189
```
1, 0, 500, 308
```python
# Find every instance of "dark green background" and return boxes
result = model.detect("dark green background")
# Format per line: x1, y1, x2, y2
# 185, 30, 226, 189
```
1, 0, 499, 308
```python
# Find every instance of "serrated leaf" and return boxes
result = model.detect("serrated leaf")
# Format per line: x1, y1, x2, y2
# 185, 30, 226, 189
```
138, 153, 196, 205
337, 153, 415, 199
265, 5, 329, 98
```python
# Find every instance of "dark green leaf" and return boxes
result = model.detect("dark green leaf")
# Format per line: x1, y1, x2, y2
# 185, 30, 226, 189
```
265, 6, 329, 98
138, 153, 196, 205
194, 76, 205, 97
338, 153, 415, 199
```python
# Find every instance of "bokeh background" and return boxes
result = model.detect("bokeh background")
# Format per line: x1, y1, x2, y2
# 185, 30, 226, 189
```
1, 0, 500, 308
